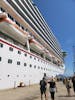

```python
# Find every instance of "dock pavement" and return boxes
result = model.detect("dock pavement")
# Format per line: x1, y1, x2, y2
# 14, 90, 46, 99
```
0, 81, 75, 100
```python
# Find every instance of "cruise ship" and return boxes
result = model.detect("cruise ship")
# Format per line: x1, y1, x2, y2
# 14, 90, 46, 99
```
0, 0, 65, 89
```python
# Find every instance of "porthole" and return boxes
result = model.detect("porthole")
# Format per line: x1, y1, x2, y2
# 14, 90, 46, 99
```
9, 47, 13, 51
30, 64, 32, 67
8, 59, 12, 64
24, 63, 27, 66
0, 43, 3, 48
30, 55, 32, 58
0, 57, 2, 61
34, 65, 36, 68
34, 57, 36, 60
17, 61, 20, 65
18, 50, 21, 54
24, 53, 27, 56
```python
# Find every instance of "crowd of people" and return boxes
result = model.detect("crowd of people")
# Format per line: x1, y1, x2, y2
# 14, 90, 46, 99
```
39, 73, 75, 100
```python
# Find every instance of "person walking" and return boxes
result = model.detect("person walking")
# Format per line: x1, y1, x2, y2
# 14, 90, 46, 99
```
72, 74, 75, 93
40, 77, 47, 100
65, 78, 71, 96
48, 77, 57, 100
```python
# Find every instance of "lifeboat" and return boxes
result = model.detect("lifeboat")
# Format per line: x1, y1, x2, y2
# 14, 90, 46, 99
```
29, 38, 45, 54
44, 49, 52, 61
0, 12, 7, 19
0, 12, 29, 45
52, 57, 58, 65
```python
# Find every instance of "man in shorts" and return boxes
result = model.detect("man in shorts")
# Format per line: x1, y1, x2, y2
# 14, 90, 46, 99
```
40, 77, 47, 100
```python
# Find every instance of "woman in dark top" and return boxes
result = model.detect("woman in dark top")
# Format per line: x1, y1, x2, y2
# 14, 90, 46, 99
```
48, 78, 56, 100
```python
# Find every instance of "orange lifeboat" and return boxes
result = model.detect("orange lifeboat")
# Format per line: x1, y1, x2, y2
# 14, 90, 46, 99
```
29, 38, 45, 54
0, 12, 7, 19
0, 12, 29, 45
44, 49, 52, 61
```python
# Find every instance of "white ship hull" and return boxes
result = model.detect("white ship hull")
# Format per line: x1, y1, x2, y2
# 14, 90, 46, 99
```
0, 3, 65, 89
0, 37, 65, 90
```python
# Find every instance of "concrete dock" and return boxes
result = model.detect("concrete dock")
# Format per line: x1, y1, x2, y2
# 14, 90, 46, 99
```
0, 82, 75, 100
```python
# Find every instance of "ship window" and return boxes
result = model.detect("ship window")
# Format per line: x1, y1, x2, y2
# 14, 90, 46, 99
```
26, 28, 28, 31
0, 8, 5, 12
0, 57, 2, 61
34, 65, 36, 68
0, 43, 3, 48
30, 64, 32, 67
8, 14, 14, 21
38, 66, 40, 69
15, 21, 20, 27
17, 75, 19, 77
17, 61, 20, 65
38, 59, 39, 61
34, 57, 36, 60
9, 47, 13, 51
41, 67, 43, 70
18, 51, 21, 54
21, 26, 24, 30
30, 56, 32, 58
24, 53, 27, 56
8, 59, 12, 64
7, 75, 10, 77
24, 63, 27, 66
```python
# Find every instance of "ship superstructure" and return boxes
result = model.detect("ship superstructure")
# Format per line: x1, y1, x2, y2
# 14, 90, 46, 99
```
0, 0, 65, 89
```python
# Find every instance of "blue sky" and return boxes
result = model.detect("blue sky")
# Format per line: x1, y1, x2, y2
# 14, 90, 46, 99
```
33, 0, 75, 76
